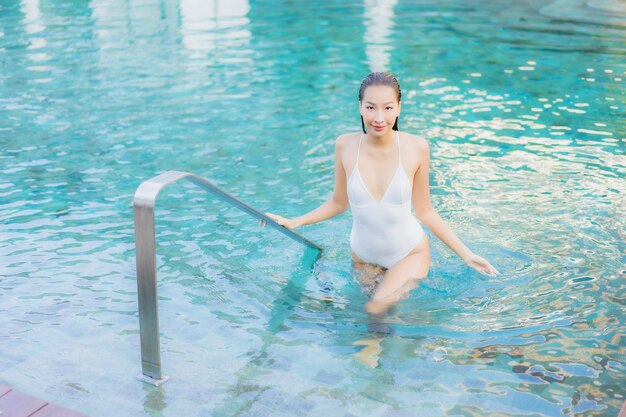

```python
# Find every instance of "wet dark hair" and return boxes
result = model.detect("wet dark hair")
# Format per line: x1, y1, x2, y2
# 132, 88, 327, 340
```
358, 72, 402, 133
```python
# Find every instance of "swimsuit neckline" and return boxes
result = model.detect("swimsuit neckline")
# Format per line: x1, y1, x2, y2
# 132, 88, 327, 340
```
353, 164, 403, 204
349, 131, 407, 204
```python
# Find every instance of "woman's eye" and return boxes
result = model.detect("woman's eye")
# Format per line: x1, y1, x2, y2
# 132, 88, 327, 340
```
386, 107, 393, 110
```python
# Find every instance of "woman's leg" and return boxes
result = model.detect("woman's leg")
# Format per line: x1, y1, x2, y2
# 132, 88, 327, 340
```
350, 254, 387, 367
365, 236, 430, 316
351, 252, 385, 295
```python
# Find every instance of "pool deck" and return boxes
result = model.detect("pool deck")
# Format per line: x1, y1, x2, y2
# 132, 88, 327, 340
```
0, 385, 87, 417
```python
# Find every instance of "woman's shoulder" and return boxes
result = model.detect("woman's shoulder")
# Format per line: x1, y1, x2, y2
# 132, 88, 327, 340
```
335, 131, 361, 148
400, 132, 430, 168
400, 131, 429, 152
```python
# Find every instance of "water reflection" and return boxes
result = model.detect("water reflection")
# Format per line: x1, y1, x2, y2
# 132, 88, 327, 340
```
21, 0, 44, 35
179, 0, 250, 53
363, 0, 397, 72
20, 0, 49, 62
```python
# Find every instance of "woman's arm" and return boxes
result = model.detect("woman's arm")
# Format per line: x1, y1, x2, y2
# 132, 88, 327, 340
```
412, 138, 499, 276
265, 135, 350, 229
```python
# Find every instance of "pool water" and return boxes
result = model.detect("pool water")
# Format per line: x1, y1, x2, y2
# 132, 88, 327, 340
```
1, 0, 625, 416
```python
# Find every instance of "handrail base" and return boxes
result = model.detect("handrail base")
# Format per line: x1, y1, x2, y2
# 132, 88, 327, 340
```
136, 373, 170, 386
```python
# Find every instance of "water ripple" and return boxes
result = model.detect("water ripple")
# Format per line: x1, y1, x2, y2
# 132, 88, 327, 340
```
1, 0, 624, 416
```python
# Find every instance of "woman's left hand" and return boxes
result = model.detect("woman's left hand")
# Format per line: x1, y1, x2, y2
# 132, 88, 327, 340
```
463, 253, 500, 277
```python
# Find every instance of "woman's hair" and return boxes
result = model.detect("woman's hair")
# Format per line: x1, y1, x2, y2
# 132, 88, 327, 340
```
358, 72, 402, 133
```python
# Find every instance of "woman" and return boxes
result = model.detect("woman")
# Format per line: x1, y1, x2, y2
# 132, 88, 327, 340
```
265, 72, 499, 317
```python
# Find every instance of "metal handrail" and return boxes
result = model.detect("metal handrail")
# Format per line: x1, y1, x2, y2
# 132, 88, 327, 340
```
134, 171, 322, 385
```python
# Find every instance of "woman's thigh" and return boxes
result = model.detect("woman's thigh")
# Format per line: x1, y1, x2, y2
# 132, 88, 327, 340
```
371, 236, 430, 303
351, 254, 385, 294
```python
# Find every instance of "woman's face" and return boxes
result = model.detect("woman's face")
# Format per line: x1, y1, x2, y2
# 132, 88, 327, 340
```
359, 85, 401, 136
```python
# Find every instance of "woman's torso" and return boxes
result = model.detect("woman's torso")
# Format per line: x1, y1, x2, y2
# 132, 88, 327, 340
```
343, 131, 426, 269
342, 131, 420, 192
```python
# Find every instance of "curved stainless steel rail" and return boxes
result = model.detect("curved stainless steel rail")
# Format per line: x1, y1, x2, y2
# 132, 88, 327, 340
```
134, 171, 322, 385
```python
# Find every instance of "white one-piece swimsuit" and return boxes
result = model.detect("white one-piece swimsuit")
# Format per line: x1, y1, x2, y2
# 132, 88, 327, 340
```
347, 131, 425, 269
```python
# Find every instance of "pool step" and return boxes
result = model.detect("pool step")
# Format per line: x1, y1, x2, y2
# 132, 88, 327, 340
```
0, 385, 87, 417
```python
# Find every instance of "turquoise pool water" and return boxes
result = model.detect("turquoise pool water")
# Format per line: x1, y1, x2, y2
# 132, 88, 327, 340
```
1, 0, 625, 416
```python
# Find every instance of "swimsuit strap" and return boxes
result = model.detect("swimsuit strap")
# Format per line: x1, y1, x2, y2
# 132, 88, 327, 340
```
356, 133, 364, 166
396, 130, 402, 166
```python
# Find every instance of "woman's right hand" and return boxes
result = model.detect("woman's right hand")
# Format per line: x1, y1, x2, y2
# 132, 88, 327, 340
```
260, 212, 301, 230
463, 252, 500, 277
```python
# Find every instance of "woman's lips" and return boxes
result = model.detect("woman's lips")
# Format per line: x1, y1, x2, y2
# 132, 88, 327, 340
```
372, 125, 385, 131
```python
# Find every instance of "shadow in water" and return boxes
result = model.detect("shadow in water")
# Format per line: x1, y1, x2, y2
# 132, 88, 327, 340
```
266, 246, 321, 333
143, 383, 166, 417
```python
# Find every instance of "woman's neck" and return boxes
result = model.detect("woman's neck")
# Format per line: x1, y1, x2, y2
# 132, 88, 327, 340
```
366, 130, 396, 147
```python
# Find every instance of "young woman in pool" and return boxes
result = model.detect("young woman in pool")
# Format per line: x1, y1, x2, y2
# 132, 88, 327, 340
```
265, 71, 499, 316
